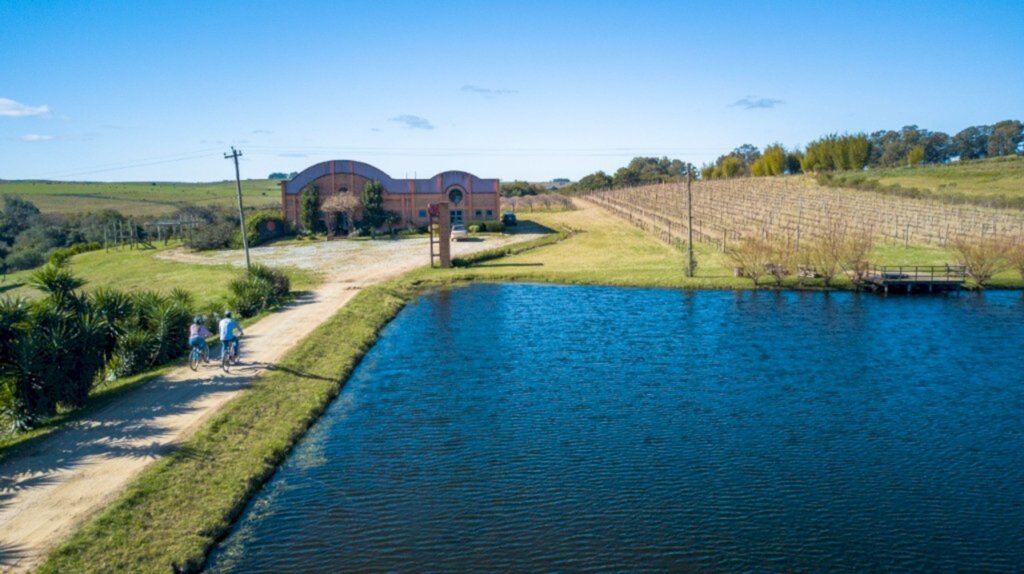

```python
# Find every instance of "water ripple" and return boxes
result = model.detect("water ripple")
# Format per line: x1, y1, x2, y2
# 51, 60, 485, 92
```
207, 285, 1024, 573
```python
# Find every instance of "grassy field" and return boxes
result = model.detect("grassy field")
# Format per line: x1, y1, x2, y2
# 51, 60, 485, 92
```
819, 155, 1024, 206
0, 179, 282, 216
413, 201, 1024, 289
0, 242, 321, 308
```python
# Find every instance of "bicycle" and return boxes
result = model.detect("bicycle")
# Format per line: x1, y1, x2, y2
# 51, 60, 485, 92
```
188, 344, 209, 371
221, 339, 240, 371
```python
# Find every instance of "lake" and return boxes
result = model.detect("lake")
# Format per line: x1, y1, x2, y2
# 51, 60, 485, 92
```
207, 284, 1024, 572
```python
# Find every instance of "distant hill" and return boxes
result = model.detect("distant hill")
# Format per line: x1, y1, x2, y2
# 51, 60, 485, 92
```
0, 179, 282, 216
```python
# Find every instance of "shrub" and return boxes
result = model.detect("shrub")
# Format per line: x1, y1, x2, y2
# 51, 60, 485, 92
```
108, 328, 159, 379
4, 248, 45, 271
244, 211, 291, 246
228, 265, 291, 318
248, 264, 290, 299
0, 298, 106, 427
48, 242, 102, 266
953, 236, 1011, 287
186, 220, 237, 250
467, 220, 504, 233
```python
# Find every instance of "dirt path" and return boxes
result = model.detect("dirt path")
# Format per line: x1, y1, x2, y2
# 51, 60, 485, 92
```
0, 232, 541, 573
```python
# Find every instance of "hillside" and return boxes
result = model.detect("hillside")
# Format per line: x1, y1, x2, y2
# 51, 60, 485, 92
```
0, 179, 283, 216
817, 155, 1024, 208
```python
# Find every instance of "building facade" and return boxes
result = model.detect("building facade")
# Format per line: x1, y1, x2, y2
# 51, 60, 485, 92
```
280, 160, 500, 233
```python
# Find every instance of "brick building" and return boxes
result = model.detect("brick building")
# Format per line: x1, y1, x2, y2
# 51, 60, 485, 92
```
280, 160, 500, 233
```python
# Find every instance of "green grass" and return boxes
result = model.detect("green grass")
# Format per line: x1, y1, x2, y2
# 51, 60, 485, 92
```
818, 156, 1024, 207
411, 201, 1024, 290
414, 204, 753, 289
0, 179, 282, 216
40, 279, 418, 574
1, 242, 321, 309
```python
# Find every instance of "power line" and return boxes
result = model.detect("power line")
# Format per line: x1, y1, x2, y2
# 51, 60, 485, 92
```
27, 148, 224, 179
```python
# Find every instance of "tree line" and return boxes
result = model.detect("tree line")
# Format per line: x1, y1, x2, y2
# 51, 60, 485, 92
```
702, 119, 1022, 179
560, 119, 1022, 189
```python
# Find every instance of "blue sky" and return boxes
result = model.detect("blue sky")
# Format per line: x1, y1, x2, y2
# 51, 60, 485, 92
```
1, 0, 1022, 182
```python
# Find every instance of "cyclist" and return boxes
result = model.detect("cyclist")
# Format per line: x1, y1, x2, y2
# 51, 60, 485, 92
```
188, 317, 212, 362
218, 311, 245, 362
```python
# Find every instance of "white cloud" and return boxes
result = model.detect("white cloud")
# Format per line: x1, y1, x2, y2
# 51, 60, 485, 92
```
461, 84, 518, 98
21, 134, 53, 142
0, 98, 51, 117
731, 96, 784, 109
390, 114, 435, 130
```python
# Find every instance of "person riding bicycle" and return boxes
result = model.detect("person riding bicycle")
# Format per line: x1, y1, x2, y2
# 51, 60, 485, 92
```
218, 311, 245, 361
188, 316, 212, 361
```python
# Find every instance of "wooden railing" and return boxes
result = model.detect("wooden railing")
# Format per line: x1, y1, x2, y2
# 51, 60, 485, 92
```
868, 265, 966, 282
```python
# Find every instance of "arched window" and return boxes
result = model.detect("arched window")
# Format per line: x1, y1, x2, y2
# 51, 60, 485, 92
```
447, 186, 464, 206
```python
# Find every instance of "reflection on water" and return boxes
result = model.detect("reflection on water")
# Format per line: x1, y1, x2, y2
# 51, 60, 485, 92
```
207, 285, 1024, 572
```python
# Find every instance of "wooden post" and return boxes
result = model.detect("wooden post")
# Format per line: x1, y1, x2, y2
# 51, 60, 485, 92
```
437, 202, 452, 268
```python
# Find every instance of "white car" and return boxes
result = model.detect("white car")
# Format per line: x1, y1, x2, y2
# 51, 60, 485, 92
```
450, 223, 469, 241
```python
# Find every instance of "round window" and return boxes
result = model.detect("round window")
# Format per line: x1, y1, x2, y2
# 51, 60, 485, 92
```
448, 188, 464, 205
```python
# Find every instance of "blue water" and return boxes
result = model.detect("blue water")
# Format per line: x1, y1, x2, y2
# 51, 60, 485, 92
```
207, 284, 1024, 572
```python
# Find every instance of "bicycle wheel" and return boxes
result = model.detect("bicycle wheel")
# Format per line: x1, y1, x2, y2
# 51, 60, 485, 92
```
189, 348, 200, 371
221, 344, 230, 372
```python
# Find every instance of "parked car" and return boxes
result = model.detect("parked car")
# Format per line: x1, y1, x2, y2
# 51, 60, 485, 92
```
450, 223, 469, 241
502, 212, 517, 226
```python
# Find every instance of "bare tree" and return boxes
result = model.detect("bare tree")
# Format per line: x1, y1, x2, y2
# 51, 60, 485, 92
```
953, 236, 1011, 287
765, 236, 795, 286
838, 227, 875, 288
805, 218, 849, 287
1008, 238, 1024, 282
726, 237, 772, 286
322, 194, 360, 237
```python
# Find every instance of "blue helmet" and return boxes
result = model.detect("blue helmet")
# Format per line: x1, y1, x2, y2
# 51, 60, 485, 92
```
224, 310, 233, 318
193, 316, 202, 324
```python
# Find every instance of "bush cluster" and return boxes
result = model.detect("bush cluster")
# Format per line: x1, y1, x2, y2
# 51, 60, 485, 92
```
0, 265, 193, 429
244, 211, 291, 246
0, 196, 119, 273
466, 220, 504, 233
228, 264, 291, 318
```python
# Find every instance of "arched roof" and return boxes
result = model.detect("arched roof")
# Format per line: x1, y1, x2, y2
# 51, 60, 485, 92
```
282, 160, 498, 195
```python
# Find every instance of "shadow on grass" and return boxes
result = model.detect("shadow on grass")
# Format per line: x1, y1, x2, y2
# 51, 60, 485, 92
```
0, 281, 25, 295
476, 263, 545, 268
0, 370, 253, 513
261, 362, 335, 383
506, 220, 556, 235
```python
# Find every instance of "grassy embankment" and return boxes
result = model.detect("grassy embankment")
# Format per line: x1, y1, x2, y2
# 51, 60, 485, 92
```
0, 245, 321, 456
0, 179, 282, 216
0, 241, 320, 308
37, 199, 1023, 572
817, 155, 1024, 208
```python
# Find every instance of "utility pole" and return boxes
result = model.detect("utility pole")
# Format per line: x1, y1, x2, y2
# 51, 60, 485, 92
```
685, 166, 695, 277
225, 147, 251, 272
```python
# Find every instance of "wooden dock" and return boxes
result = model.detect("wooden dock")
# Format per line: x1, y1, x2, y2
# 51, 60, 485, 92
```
866, 265, 966, 294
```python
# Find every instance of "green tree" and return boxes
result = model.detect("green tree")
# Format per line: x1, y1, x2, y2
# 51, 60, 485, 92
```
299, 185, 320, 232
500, 180, 544, 197
752, 144, 787, 176
360, 180, 386, 228
987, 120, 1023, 157
574, 171, 613, 191
907, 144, 926, 166
952, 125, 990, 159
